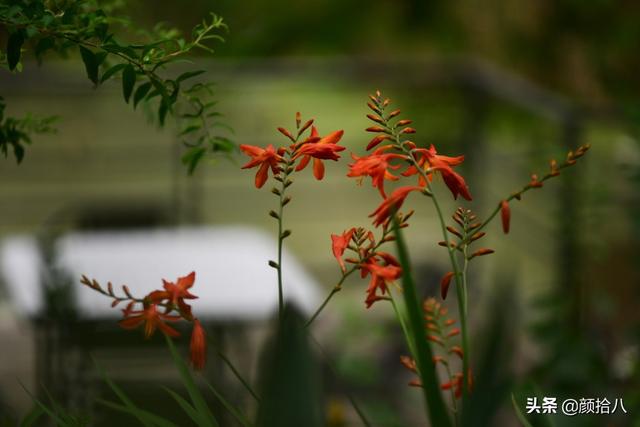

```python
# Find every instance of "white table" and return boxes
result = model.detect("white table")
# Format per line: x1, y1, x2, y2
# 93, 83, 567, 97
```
0, 226, 322, 321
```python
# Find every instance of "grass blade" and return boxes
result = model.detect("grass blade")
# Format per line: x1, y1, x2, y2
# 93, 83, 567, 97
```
203, 379, 253, 427
512, 394, 534, 427
19, 405, 44, 427
96, 362, 155, 427
208, 337, 260, 402
161, 387, 201, 424
20, 386, 70, 427
165, 336, 219, 427
97, 399, 178, 427
393, 217, 452, 427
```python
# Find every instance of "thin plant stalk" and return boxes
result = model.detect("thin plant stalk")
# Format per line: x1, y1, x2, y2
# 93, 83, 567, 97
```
392, 215, 452, 427
305, 267, 357, 328
392, 130, 471, 402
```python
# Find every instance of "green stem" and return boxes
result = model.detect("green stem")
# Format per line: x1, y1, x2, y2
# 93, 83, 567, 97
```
305, 226, 394, 328
205, 336, 260, 402
388, 288, 416, 357
460, 160, 577, 245
304, 268, 356, 328
276, 183, 286, 321
395, 138, 471, 403
275, 158, 293, 322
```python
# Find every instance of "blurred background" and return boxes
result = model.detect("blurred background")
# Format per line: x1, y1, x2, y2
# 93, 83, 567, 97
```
1, 0, 639, 426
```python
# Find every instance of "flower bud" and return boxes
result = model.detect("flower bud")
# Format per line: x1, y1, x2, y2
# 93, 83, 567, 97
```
501, 200, 510, 234
470, 248, 494, 259
277, 127, 295, 142
388, 109, 401, 118
366, 126, 386, 133
440, 271, 454, 300
190, 319, 207, 370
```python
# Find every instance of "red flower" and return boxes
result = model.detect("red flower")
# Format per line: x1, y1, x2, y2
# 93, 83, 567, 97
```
404, 145, 472, 201
361, 254, 402, 308
369, 186, 422, 227
190, 318, 207, 370
331, 228, 356, 272
240, 144, 283, 188
500, 200, 510, 234
148, 272, 198, 320
119, 303, 181, 338
347, 146, 407, 197
294, 127, 345, 179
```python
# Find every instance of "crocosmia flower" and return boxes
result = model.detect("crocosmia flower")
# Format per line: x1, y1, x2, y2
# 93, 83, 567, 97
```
347, 146, 407, 197
369, 186, 422, 227
331, 228, 356, 272
240, 144, 283, 188
148, 271, 198, 319
294, 127, 345, 179
361, 253, 402, 308
404, 144, 472, 201
119, 303, 181, 338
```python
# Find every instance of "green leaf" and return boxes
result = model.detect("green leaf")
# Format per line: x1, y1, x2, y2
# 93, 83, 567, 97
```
122, 64, 137, 103
161, 387, 202, 425
7, 31, 25, 71
210, 136, 235, 153
19, 405, 44, 427
158, 101, 169, 126
176, 70, 206, 83
100, 63, 126, 83
35, 37, 54, 62
96, 363, 155, 427
98, 399, 178, 427
392, 217, 452, 427
203, 380, 253, 427
207, 337, 260, 402
179, 125, 200, 136
255, 307, 323, 427
180, 147, 207, 175
12, 142, 25, 164
79, 46, 100, 85
102, 43, 138, 59
165, 336, 219, 427
20, 386, 70, 427
133, 82, 152, 108
512, 394, 534, 427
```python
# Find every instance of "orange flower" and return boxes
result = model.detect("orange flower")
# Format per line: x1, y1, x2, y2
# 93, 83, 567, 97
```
294, 127, 345, 179
148, 272, 198, 320
404, 145, 472, 201
347, 146, 407, 197
369, 186, 422, 227
240, 144, 283, 188
190, 318, 207, 370
361, 253, 401, 308
331, 228, 356, 272
119, 303, 181, 338
500, 200, 510, 234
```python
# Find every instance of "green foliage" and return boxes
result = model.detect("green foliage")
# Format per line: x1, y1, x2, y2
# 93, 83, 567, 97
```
0, 0, 233, 170
21, 385, 90, 427
255, 306, 324, 427
0, 96, 56, 163
164, 336, 219, 427
392, 217, 452, 427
